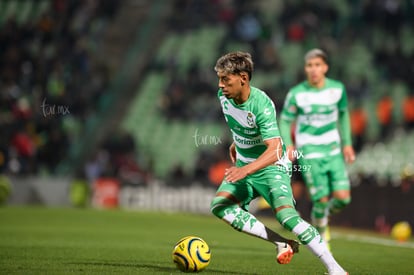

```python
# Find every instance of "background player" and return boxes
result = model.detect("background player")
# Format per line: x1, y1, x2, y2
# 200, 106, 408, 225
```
210, 51, 348, 275
279, 48, 356, 250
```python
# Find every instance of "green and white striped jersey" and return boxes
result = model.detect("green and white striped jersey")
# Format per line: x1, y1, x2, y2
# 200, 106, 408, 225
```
281, 77, 348, 159
218, 86, 289, 169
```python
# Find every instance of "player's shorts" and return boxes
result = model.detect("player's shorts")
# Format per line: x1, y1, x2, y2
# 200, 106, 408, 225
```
215, 164, 295, 211
298, 153, 350, 201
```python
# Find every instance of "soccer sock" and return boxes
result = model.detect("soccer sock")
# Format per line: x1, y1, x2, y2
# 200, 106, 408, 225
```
211, 198, 288, 244
311, 201, 329, 234
329, 197, 351, 215
277, 208, 344, 271
224, 206, 288, 243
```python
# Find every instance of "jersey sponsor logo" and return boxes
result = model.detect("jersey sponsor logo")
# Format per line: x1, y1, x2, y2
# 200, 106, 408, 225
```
233, 134, 262, 146
244, 129, 256, 135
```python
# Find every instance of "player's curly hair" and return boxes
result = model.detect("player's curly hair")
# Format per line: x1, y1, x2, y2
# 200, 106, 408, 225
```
214, 51, 254, 80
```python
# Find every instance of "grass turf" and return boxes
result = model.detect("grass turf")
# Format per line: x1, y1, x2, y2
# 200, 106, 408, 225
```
0, 206, 413, 274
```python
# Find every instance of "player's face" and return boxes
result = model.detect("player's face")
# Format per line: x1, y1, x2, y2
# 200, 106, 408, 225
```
304, 56, 328, 88
217, 71, 243, 100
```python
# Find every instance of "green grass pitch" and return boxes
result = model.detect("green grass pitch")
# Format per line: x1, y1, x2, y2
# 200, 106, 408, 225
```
0, 206, 413, 274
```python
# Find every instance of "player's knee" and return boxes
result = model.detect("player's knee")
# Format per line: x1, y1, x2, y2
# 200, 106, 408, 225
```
210, 197, 221, 217
275, 207, 301, 231
340, 196, 351, 207
210, 196, 232, 218
312, 200, 329, 219
330, 197, 351, 214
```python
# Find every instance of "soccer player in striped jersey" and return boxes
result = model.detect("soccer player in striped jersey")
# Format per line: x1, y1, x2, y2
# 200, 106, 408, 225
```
280, 48, 356, 251
210, 51, 348, 275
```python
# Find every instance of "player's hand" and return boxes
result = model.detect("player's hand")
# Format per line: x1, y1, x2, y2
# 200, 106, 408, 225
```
229, 143, 236, 164
224, 166, 248, 182
286, 145, 297, 162
343, 145, 356, 164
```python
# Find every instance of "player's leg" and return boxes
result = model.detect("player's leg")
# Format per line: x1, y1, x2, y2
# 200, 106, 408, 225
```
260, 170, 347, 274
317, 155, 352, 251
276, 207, 347, 274
299, 158, 331, 245
251, 170, 299, 263
328, 154, 351, 215
312, 197, 331, 249
330, 189, 351, 214
210, 179, 294, 253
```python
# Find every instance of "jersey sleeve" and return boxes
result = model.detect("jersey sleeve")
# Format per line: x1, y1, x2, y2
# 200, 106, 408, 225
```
337, 82, 352, 146
256, 97, 280, 140
338, 83, 348, 111
339, 110, 352, 146
280, 91, 297, 122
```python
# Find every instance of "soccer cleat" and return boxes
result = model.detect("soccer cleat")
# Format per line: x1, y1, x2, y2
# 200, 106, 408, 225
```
288, 239, 300, 254
276, 240, 299, 264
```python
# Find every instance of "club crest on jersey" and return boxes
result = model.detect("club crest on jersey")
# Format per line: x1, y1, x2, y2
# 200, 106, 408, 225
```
247, 112, 254, 127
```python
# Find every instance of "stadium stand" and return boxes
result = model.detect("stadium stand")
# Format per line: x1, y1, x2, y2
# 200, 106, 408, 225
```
119, 0, 414, 188
0, 0, 120, 175
2, 0, 414, 190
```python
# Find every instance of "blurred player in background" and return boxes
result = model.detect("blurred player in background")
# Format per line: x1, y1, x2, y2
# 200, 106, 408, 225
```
279, 48, 356, 250
210, 51, 348, 275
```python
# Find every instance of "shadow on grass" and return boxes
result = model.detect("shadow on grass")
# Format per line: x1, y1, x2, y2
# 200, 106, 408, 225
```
67, 261, 258, 274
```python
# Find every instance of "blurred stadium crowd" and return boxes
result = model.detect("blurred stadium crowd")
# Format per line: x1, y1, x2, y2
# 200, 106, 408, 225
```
159, 0, 414, 187
0, 0, 119, 175
1, 0, 414, 190
161, 0, 414, 131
